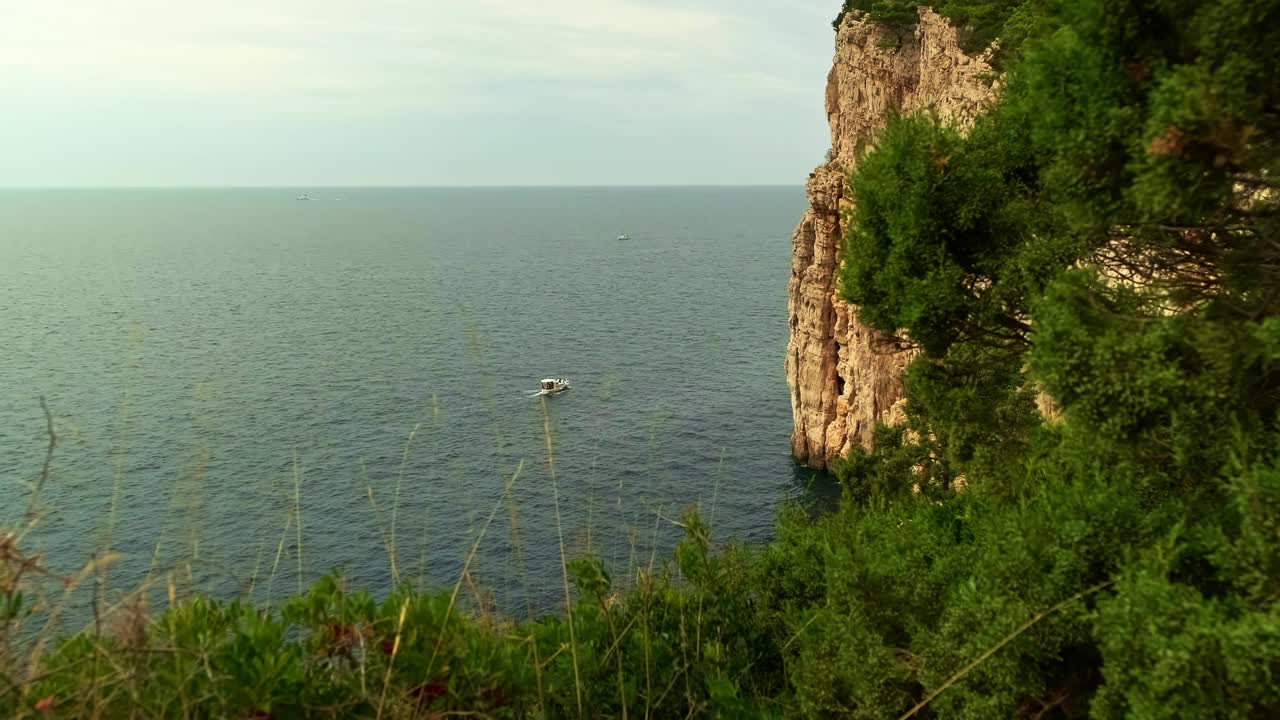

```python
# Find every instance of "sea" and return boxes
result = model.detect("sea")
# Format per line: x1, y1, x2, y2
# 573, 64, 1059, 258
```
0, 186, 833, 617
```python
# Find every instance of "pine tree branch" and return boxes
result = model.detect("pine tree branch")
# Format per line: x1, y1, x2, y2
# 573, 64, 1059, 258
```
897, 579, 1116, 720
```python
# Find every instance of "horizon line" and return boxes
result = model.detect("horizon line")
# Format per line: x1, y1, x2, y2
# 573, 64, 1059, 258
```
0, 183, 805, 191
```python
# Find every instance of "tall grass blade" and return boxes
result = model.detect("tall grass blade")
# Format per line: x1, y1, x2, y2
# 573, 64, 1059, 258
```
540, 397, 584, 718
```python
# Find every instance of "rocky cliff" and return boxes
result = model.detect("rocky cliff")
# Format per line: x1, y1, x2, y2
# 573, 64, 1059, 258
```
787, 9, 998, 468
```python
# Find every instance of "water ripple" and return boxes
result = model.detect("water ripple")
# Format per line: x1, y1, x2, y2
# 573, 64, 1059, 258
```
0, 187, 830, 617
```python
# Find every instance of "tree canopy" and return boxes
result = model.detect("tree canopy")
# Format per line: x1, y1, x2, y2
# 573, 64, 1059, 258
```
823, 0, 1280, 714
835, 1, 1039, 56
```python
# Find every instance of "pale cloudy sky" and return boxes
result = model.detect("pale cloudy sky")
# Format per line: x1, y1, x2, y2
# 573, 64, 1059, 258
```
1, 1, 840, 186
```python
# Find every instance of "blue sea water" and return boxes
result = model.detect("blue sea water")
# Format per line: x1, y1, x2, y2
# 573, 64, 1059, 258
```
0, 187, 827, 616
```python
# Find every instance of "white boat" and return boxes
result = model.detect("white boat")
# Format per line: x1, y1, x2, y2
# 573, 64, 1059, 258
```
535, 378, 570, 395
296, 193, 312, 201
616, 233, 630, 241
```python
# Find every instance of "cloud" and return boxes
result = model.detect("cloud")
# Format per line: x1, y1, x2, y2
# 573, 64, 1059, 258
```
0, 0, 763, 113
0, 0, 840, 185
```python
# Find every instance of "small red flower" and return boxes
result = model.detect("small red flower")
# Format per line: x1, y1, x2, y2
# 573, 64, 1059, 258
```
35, 696, 55, 713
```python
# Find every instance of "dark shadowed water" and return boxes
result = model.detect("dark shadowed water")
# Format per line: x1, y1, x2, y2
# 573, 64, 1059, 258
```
0, 187, 830, 617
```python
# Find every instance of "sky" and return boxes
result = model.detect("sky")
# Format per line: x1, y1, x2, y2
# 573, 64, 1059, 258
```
0, 1, 842, 187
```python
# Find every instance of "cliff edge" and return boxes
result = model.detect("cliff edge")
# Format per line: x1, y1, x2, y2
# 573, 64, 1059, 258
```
787, 9, 997, 468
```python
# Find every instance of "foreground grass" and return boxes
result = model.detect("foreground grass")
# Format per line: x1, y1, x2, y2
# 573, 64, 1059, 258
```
1, 510, 783, 719
5, 440, 1278, 720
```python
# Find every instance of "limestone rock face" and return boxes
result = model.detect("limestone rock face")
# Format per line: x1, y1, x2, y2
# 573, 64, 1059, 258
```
786, 9, 997, 468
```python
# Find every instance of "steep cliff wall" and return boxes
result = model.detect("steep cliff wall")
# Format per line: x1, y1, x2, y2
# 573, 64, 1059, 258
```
787, 9, 998, 468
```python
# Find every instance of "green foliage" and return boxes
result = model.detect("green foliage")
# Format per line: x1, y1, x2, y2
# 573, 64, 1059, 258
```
841, 110, 1067, 358
1092, 460, 1280, 719
839, 0, 1280, 487
834, 1, 1036, 56
1030, 272, 1280, 496
830, 424, 936, 504
1, 517, 789, 719
834, 1, 919, 30
843, 0, 1280, 348
822, 0, 1280, 715
903, 344, 1040, 493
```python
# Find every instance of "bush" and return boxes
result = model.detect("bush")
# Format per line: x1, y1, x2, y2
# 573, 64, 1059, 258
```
834, 2, 1036, 57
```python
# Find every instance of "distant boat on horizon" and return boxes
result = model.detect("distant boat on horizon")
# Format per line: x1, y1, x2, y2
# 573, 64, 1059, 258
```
296, 193, 312, 201
617, 232, 630, 241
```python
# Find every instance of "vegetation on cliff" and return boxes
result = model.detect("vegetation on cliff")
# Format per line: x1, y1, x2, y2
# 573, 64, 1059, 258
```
4, 0, 1279, 717
834, 1, 1040, 54
831, 0, 1280, 716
